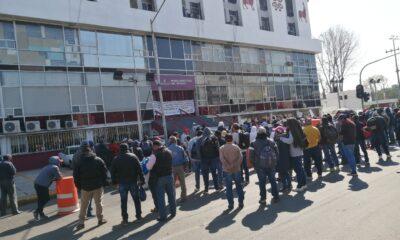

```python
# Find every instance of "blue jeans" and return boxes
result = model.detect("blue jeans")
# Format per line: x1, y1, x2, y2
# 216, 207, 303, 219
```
215, 160, 224, 187
191, 160, 202, 190
119, 183, 141, 220
304, 146, 323, 177
338, 141, 347, 164
201, 159, 219, 191
256, 168, 279, 199
291, 156, 307, 188
280, 171, 292, 190
322, 144, 339, 168
224, 171, 244, 207
241, 152, 250, 183
156, 175, 176, 220
342, 144, 357, 174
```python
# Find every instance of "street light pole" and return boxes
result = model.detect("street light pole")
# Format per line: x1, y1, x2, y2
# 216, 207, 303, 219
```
387, 36, 400, 97
150, 0, 169, 141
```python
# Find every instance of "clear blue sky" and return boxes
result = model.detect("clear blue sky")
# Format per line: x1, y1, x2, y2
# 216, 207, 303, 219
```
309, 0, 400, 90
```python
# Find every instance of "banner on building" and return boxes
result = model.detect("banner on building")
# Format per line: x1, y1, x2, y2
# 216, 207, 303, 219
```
151, 75, 195, 91
153, 100, 195, 116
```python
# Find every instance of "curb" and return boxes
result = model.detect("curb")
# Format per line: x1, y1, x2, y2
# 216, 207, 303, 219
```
18, 191, 57, 206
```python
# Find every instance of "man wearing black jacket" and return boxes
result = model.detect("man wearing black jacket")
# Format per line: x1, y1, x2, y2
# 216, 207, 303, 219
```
111, 143, 145, 225
74, 142, 108, 230
0, 155, 20, 216
151, 140, 176, 222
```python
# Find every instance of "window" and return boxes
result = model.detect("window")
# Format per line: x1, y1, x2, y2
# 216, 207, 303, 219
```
228, 10, 240, 25
288, 23, 297, 36
97, 32, 133, 56
259, 0, 268, 11
182, 0, 204, 19
285, 0, 294, 17
224, 0, 242, 26
260, 17, 271, 31
130, 0, 155, 11
0, 21, 16, 49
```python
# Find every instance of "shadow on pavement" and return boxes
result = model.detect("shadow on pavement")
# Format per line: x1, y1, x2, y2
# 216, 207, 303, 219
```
376, 160, 399, 167
0, 214, 62, 239
241, 192, 313, 231
322, 172, 345, 183
119, 221, 165, 240
179, 191, 224, 211
307, 179, 326, 193
348, 177, 369, 191
206, 208, 241, 233
357, 166, 382, 174
92, 212, 158, 240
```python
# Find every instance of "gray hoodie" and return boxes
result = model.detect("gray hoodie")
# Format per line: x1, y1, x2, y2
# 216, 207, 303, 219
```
35, 157, 62, 188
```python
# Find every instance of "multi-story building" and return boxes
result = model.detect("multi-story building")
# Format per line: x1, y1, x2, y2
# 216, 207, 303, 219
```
0, 0, 321, 169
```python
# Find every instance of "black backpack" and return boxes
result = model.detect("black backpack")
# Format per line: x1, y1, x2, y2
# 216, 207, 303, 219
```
239, 132, 250, 150
200, 137, 218, 159
324, 125, 338, 144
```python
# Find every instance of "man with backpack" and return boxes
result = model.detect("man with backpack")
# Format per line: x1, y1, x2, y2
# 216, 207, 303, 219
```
353, 114, 370, 167
219, 134, 244, 210
188, 130, 203, 192
319, 116, 340, 172
232, 123, 250, 185
367, 113, 391, 161
249, 127, 280, 205
303, 119, 323, 179
199, 127, 220, 194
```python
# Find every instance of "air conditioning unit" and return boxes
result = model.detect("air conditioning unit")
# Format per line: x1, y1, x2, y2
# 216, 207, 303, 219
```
3, 120, 21, 134
47, 120, 61, 130
65, 120, 78, 129
25, 121, 41, 132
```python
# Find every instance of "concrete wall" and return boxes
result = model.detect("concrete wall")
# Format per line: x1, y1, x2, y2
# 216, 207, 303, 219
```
0, 0, 321, 53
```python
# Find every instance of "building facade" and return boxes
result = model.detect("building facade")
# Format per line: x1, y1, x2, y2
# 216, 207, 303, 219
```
0, 0, 321, 169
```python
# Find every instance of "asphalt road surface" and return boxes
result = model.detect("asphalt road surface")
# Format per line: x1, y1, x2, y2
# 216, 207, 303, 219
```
1, 147, 400, 240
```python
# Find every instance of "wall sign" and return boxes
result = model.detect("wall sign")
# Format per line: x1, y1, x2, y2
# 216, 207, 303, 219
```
272, 0, 283, 11
153, 100, 195, 116
151, 75, 195, 91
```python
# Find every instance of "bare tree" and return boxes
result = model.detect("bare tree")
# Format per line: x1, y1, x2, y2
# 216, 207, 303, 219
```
317, 26, 358, 92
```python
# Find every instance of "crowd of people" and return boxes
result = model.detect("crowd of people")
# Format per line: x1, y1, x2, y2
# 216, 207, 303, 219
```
0, 106, 398, 230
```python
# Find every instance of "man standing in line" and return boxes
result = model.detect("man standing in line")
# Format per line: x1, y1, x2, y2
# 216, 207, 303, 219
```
219, 134, 244, 210
152, 140, 176, 222
188, 130, 203, 192
199, 128, 221, 193
339, 115, 358, 177
74, 142, 108, 230
0, 155, 20, 216
168, 136, 188, 203
111, 143, 145, 225
249, 127, 280, 204
303, 118, 323, 179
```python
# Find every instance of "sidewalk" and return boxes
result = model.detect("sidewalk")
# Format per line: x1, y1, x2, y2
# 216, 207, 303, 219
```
14, 167, 72, 205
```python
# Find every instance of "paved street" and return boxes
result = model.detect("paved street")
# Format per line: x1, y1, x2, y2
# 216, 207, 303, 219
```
1, 148, 400, 240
